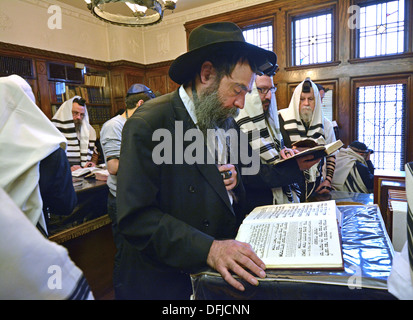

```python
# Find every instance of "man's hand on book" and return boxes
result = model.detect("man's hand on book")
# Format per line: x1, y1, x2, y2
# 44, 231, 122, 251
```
207, 239, 266, 291
296, 154, 320, 171
279, 147, 295, 159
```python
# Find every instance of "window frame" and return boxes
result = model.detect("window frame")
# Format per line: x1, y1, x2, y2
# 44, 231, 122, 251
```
350, 74, 413, 168
286, 3, 340, 70
350, 0, 413, 63
241, 20, 274, 52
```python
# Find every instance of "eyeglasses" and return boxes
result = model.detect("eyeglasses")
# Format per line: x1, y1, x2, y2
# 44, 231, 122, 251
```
72, 111, 85, 118
256, 86, 277, 95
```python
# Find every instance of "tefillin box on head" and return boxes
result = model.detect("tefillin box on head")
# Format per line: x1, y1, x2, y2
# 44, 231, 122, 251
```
302, 78, 312, 93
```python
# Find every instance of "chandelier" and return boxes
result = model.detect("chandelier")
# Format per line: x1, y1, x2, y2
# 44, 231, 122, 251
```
84, 0, 178, 27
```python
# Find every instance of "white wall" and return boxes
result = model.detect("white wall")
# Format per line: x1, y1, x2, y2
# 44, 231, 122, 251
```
0, 0, 270, 64
0, 0, 111, 61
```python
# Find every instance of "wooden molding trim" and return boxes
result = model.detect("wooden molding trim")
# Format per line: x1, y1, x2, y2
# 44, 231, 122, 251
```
49, 214, 112, 244
0, 42, 110, 68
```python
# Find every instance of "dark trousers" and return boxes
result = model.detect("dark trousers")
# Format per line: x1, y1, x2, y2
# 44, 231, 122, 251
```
107, 192, 123, 299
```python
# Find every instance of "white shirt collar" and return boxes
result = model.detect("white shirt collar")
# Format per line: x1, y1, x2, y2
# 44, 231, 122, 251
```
179, 85, 198, 126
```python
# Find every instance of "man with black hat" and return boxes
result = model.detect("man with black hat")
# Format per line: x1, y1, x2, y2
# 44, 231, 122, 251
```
100, 83, 155, 298
331, 141, 375, 193
116, 22, 277, 299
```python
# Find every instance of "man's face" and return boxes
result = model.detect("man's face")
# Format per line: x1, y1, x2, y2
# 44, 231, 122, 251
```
299, 88, 315, 125
319, 89, 325, 102
217, 61, 255, 111
255, 75, 274, 113
72, 102, 85, 126
195, 61, 254, 134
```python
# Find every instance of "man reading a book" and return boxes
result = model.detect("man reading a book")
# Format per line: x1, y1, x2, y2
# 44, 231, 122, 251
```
279, 78, 337, 201
116, 22, 278, 299
235, 74, 320, 211
52, 96, 98, 171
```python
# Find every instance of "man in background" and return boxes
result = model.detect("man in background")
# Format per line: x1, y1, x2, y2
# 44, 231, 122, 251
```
100, 83, 155, 299
332, 141, 375, 193
279, 78, 337, 201
235, 74, 320, 211
52, 96, 97, 171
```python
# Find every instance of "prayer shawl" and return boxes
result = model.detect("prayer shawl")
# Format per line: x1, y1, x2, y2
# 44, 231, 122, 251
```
331, 147, 368, 193
52, 96, 96, 167
387, 162, 413, 299
235, 82, 296, 204
278, 80, 336, 185
0, 187, 93, 300
407, 162, 413, 274
0, 75, 66, 233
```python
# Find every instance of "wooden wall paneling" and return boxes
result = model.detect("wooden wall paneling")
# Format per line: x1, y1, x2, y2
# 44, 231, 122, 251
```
110, 72, 125, 99
337, 77, 351, 145
113, 97, 126, 114
168, 76, 180, 93
125, 73, 145, 93
109, 63, 145, 115
35, 59, 52, 119
147, 75, 167, 95
145, 62, 177, 95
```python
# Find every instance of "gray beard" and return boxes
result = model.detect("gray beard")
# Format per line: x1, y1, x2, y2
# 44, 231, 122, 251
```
194, 82, 239, 137
300, 108, 313, 126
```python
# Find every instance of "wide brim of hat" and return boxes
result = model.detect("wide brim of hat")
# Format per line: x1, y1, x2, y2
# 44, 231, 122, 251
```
169, 41, 277, 85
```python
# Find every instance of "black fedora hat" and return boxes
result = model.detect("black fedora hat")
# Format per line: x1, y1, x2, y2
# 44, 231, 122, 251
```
168, 22, 278, 85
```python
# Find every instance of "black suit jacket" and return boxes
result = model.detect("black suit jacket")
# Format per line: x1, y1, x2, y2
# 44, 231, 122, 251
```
116, 90, 246, 299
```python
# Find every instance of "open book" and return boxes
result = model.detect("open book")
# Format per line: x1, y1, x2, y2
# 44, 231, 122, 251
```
235, 200, 344, 270
71, 166, 109, 180
278, 139, 343, 163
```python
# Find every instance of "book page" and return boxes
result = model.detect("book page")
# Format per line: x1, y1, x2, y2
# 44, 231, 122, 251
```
236, 201, 343, 268
324, 140, 343, 155
243, 201, 336, 223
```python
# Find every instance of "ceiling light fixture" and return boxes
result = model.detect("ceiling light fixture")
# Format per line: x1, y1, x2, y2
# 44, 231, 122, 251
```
84, 0, 178, 27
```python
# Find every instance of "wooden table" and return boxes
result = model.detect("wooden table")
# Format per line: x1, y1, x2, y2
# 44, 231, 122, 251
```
49, 177, 116, 300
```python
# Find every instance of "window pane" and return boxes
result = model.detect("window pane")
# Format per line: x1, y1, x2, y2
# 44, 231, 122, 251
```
358, 0, 405, 58
243, 25, 273, 51
292, 12, 333, 66
356, 84, 406, 170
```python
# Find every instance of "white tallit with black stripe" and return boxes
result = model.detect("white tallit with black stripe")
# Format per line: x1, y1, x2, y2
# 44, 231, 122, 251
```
0, 187, 94, 300
278, 79, 336, 183
0, 75, 66, 234
52, 96, 96, 167
331, 147, 368, 193
235, 82, 296, 204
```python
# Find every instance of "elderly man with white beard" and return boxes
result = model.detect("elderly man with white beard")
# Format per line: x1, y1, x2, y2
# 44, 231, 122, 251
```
278, 78, 337, 201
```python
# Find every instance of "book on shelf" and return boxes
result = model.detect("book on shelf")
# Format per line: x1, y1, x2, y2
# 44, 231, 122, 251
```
84, 74, 106, 87
235, 200, 344, 270
278, 139, 343, 163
